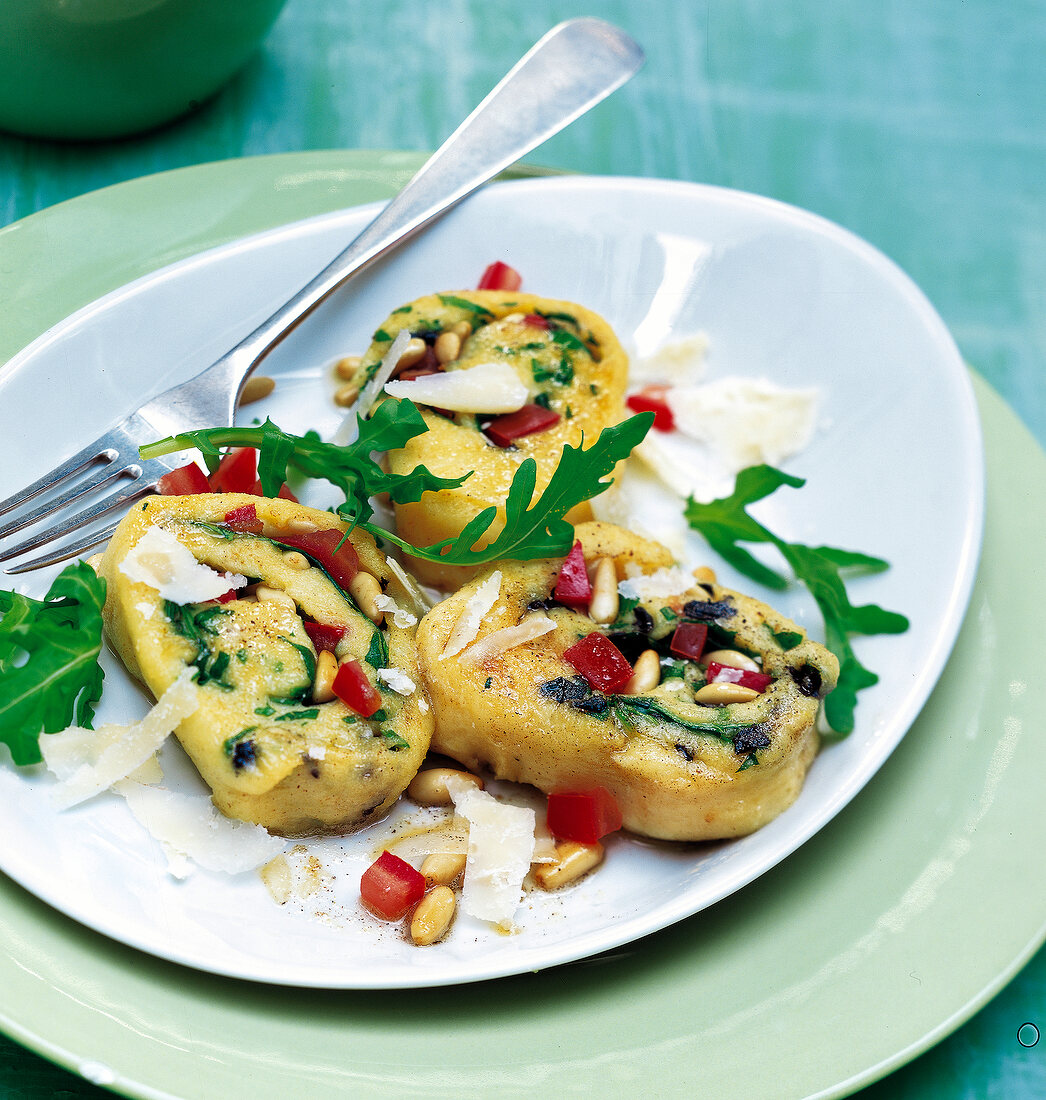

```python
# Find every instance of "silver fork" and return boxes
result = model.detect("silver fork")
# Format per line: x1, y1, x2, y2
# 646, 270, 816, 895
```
0, 18, 643, 574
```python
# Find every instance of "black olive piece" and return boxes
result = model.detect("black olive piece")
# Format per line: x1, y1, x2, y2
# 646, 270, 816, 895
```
573, 695, 611, 716
538, 676, 591, 704
606, 632, 648, 664
675, 742, 694, 762
682, 598, 736, 622
633, 606, 654, 635
231, 739, 258, 772
732, 728, 771, 755
790, 663, 823, 698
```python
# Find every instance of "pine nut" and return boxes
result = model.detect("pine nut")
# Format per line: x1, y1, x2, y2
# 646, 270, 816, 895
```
240, 375, 275, 405
410, 886, 456, 945
312, 650, 338, 703
334, 382, 360, 408
334, 355, 362, 380
502, 312, 525, 323
396, 337, 427, 369
692, 565, 717, 585
282, 550, 311, 571
349, 570, 384, 624
407, 767, 483, 806
623, 649, 660, 694
534, 841, 605, 890
701, 648, 760, 672
256, 584, 296, 609
450, 320, 472, 340
693, 682, 760, 705
434, 330, 461, 364
588, 557, 619, 623
421, 851, 467, 887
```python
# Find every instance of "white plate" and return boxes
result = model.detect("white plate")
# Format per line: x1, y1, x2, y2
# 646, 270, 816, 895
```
0, 176, 983, 989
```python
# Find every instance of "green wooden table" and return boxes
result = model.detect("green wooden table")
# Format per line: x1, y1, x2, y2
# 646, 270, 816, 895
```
1, 1, 1043, 1095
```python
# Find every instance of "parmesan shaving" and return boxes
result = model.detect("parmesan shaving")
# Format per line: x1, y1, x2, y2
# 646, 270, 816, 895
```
383, 362, 528, 413
357, 328, 413, 418
377, 667, 416, 695
445, 779, 535, 924
119, 525, 246, 604
629, 332, 709, 386
114, 780, 286, 877
618, 567, 699, 602
374, 593, 417, 628
457, 614, 555, 665
41, 668, 198, 809
440, 570, 502, 659
384, 555, 434, 616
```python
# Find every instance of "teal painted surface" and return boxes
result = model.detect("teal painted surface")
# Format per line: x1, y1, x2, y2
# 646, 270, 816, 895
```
0, 1, 1043, 1096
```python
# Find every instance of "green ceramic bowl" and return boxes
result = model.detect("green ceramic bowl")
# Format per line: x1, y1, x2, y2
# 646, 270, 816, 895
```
0, 0, 288, 140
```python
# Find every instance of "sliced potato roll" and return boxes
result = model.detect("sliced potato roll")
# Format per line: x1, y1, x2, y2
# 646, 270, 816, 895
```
347, 290, 628, 589
99, 493, 431, 836
416, 521, 839, 841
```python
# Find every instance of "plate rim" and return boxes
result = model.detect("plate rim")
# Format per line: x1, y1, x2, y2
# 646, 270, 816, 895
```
0, 152, 1033, 1100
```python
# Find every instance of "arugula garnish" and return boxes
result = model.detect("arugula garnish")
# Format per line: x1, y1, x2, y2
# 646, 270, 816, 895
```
374, 412, 653, 565
140, 399, 469, 529
0, 561, 106, 765
684, 465, 909, 735
142, 406, 653, 569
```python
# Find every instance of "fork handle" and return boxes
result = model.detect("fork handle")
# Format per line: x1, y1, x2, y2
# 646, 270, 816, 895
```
203, 18, 643, 417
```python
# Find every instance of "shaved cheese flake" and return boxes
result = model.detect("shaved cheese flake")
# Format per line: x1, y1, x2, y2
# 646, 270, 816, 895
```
357, 328, 413, 418
446, 781, 535, 924
384, 555, 434, 616
618, 566, 700, 602
441, 570, 502, 659
629, 332, 710, 386
42, 668, 198, 809
457, 614, 555, 665
115, 780, 286, 877
374, 593, 417, 628
377, 667, 416, 695
120, 525, 246, 604
384, 362, 528, 414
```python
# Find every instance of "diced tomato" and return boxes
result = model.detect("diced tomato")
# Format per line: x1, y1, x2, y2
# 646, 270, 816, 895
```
303, 620, 347, 654
626, 387, 675, 432
208, 447, 258, 494
670, 621, 708, 661
360, 850, 426, 921
332, 659, 382, 717
706, 661, 773, 693
476, 261, 522, 291
553, 540, 592, 608
522, 313, 549, 330
563, 633, 633, 694
216, 589, 238, 604
484, 404, 561, 448
275, 528, 359, 590
156, 462, 210, 496
223, 503, 263, 534
547, 787, 623, 844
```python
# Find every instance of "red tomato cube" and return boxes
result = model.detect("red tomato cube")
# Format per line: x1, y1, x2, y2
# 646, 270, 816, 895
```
360, 851, 426, 921
332, 659, 382, 717
156, 462, 210, 496
553, 540, 592, 608
476, 261, 522, 291
547, 787, 623, 844
563, 633, 633, 693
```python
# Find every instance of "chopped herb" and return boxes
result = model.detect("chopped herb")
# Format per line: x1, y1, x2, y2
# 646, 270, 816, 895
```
551, 329, 589, 355
254, 705, 276, 716
659, 607, 678, 622
773, 628, 805, 650
373, 328, 392, 341
381, 729, 409, 750
737, 753, 759, 772
370, 708, 388, 722
365, 629, 389, 670
274, 708, 320, 722
280, 636, 316, 681
436, 294, 494, 320
223, 727, 256, 755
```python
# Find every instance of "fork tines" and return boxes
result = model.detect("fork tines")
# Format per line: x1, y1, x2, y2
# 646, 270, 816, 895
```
0, 438, 161, 574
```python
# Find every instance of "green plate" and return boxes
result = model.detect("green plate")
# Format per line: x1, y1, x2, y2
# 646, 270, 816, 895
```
1, 152, 1043, 1099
